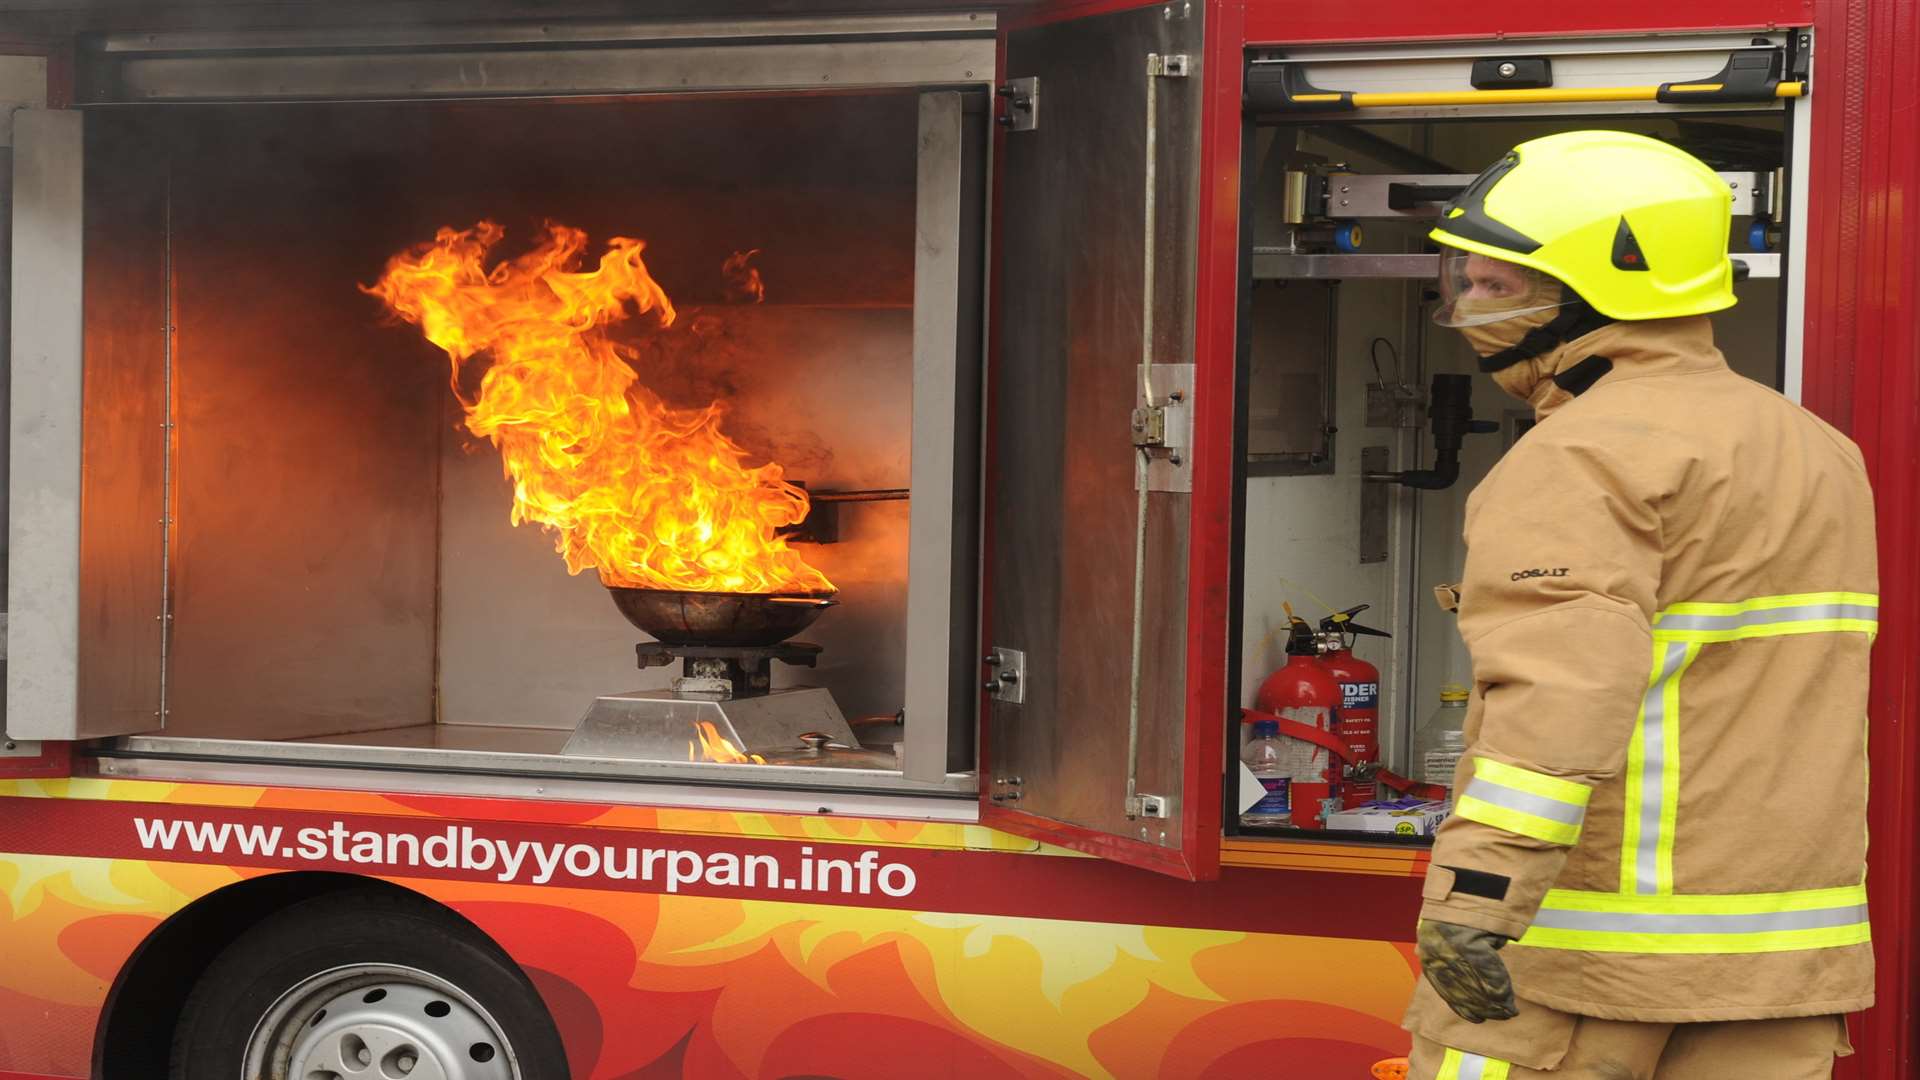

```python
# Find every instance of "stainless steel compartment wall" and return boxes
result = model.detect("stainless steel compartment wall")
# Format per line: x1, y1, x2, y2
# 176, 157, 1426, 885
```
988, 4, 1200, 847
151, 108, 444, 739
77, 114, 170, 737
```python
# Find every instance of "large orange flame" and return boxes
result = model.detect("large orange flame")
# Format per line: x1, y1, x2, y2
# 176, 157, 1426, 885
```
366, 221, 833, 594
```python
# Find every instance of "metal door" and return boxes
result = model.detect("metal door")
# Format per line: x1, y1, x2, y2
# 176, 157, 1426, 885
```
982, 1, 1212, 878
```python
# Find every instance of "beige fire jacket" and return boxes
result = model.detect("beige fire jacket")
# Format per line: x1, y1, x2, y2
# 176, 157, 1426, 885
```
1405, 317, 1878, 1052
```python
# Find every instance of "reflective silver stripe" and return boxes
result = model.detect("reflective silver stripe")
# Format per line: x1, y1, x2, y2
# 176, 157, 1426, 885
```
1457, 1054, 1491, 1080
1656, 603, 1879, 632
1532, 904, 1870, 935
1461, 777, 1586, 826
1633, 642, 1689, 894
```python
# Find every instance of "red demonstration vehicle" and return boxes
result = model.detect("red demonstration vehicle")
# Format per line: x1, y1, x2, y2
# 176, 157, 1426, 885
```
0, 0, 1912, 1076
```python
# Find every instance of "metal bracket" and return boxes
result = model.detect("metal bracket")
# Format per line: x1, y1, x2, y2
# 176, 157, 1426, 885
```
1124, 792, 1171, 819
1366, 382, 1426, 429
1147, 54, 1191, 78
0, 739, 38, 757
1359, 446, 1390, 565
1137, 363, 1195, 493
996, 77, 1038, 131
984, 646, 1026, 704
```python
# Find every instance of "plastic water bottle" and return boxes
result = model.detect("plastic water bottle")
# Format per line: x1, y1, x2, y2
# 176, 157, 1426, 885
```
1241, 720, 1292, 827
1416, 683, 1471, 792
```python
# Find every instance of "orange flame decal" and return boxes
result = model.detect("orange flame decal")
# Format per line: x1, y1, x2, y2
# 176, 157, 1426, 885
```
365, 221, 833, 594
689, 720, 767, 765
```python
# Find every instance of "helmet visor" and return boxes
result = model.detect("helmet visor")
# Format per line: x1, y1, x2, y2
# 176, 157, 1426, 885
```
1432, 250, 1571, 328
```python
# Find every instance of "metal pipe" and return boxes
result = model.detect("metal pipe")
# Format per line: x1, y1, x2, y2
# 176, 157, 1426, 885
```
1125, 447, 1151, 817
1125, 52, 1166, 819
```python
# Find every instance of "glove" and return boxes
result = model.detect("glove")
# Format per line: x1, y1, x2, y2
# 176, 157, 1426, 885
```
1417, 919, 1519, 1023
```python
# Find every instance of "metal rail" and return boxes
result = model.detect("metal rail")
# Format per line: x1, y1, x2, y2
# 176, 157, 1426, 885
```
1298, 82, 1804, 109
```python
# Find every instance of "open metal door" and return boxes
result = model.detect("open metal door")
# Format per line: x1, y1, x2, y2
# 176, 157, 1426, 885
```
8, 106, 170, 742
982, 2, 1216, 878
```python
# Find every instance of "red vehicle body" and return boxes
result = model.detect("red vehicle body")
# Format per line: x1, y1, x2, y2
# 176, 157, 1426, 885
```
0, 0, 1914, 1077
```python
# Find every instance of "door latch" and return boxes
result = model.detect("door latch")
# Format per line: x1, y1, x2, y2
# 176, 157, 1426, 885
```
1130, 406, 1167, 447
1124, 793, 1171, 819
1146, 54, 1191, 78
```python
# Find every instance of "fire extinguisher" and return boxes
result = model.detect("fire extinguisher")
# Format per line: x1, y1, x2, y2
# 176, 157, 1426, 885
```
1319, 605, 1392, 810
1245, 616, 1345, 829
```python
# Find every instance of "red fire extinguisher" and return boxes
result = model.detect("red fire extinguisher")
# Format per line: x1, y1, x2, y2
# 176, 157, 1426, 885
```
1319, 605, 1392, 809
1245, 616, 1345, 829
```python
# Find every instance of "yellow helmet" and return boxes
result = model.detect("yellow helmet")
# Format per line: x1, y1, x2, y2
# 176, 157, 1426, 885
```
1429, 130, 1737, 321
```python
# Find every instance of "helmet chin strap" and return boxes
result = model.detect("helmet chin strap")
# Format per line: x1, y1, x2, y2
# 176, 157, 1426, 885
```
1476, 296, 1614, 374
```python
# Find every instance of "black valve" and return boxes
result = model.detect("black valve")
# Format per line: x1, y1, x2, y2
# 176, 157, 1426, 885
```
1320, 603, 1392, 641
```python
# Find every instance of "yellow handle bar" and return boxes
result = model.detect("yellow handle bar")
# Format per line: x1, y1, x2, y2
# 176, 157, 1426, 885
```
1289, 82, 1804, 109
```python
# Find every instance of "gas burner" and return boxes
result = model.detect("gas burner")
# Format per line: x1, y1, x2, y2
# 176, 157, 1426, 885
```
635, 641, 822, 699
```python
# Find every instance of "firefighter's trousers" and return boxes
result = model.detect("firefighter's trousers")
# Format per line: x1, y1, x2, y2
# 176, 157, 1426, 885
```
1409, 1013, 1852, 1079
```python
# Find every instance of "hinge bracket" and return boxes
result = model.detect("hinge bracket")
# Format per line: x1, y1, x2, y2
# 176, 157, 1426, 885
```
996, 77, 1038, 131
1124, 793, 1171, 819
1147, 54, 1191, 78
983, 647, 1026, 704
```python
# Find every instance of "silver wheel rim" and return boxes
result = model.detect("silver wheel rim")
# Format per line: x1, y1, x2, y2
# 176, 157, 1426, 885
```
244, 963, 523, 1080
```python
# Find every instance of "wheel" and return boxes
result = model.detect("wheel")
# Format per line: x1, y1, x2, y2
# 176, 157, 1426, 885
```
169, 889, 568, 1080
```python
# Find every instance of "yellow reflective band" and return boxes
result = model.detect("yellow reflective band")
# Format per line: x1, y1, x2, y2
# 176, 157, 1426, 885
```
1660, 591, 1880, 616
1456, 795, 1582, 845
1621, 641, 1688, 894
1519, 886, 1872, 955
1653, 592, 1879, 643
1656, 644, 1700, 895
1470, 758, 1592, 806
1456, 758, 1590, 845
1438, 1048, 1512, 1080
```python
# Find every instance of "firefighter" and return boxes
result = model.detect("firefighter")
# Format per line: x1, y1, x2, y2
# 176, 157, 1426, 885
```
1403, 130, 1876, 1078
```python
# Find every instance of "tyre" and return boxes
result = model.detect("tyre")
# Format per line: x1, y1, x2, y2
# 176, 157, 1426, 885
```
169, 888, 568, 1080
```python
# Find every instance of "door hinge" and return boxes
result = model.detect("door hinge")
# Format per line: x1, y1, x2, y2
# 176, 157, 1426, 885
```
1147, 54, 1191, 78
996, 77, 1039, 131
0, 738, 37, 757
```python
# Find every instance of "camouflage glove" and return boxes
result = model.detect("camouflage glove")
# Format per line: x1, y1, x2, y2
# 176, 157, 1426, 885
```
1416, 919, 1519, 1023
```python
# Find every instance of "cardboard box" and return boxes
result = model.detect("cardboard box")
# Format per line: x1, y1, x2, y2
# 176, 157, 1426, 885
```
1324, 798, 1451, 836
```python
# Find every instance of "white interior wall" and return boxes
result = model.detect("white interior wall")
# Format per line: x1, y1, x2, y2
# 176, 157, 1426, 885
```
1243, 115, 1787, 775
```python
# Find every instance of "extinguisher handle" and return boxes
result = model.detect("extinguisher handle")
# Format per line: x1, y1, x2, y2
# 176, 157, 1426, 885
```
1377, 768, 1451, 802
1240, 709, 1355, 764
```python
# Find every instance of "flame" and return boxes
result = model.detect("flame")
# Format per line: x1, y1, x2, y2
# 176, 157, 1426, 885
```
364, 221, 833, 594
689, 720, 766, 765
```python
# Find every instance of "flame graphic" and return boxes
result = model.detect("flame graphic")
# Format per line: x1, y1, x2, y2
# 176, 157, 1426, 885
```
365, 221, 834, 594
689, 721, 766, 765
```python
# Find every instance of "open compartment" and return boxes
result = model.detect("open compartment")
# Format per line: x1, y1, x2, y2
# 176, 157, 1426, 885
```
12, 25, 993, 794
1228, 33, 1804, 840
